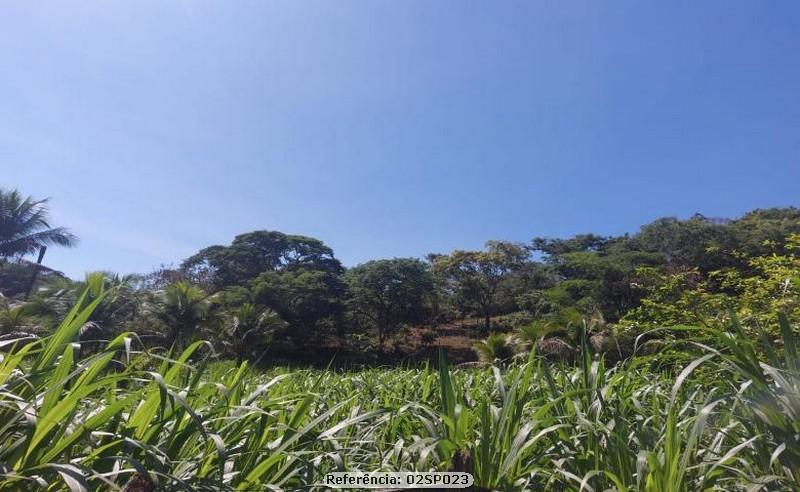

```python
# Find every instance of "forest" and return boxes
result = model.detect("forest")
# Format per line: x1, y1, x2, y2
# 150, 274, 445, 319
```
1, 187, 799, 491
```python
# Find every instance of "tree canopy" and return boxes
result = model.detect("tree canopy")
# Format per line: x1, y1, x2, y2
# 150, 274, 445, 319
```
181, 230, 342, 290
345, 258, 434, 349
432, 241, 529, 330
2, 185, 799, 365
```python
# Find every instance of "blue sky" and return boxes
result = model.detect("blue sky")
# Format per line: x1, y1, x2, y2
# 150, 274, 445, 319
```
3, 1, 799, 279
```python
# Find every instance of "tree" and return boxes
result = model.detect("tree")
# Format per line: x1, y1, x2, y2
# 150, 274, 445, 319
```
623, 209, 800, 275
221, 303, 286, 364
154, 281, 211, 349
472, 332, 518, 365
9, 272, 148, 339
180, 231, 342, 290
345, 258, 434, 350
725, 207, 800, 269
252, 268, 345, 342
433, 241, 528, 331
531, 234, 610, 259
180, 231, 347, 346
622, 232, 800, 335
0, 260, 69, 297
632, 214, 731, 272
0, 188, 77, 260
82, 273, 150, 339
531, 232, 664, 322
555, 250, 662, 321
0, 293, 42, 335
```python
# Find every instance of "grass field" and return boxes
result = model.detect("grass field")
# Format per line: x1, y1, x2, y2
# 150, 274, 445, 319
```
1, 293, 798, 491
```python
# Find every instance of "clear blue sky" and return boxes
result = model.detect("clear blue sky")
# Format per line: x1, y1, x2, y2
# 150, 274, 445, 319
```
3, 1, 799, 279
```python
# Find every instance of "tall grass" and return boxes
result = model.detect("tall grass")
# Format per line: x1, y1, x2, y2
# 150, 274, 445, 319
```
0, 283, 798, 490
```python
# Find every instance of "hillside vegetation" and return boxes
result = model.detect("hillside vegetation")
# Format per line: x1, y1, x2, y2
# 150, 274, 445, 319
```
3, 186, 799, 365
1, 187, 799, 490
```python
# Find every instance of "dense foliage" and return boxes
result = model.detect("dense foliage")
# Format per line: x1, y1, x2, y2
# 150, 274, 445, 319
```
2, 187, 800, 364
0, 292, 798, 490
1, 186, 799, 490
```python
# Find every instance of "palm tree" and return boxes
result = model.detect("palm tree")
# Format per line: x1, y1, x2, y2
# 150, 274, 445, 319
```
515, 308, 615, 361
0, 292, 54, 343
0, 293, 39, 334
0, 188, 77, 260
84, 272, 145, 334
155, 281, 210, 350
472, 332, 519, 365
222, 303, 286, 364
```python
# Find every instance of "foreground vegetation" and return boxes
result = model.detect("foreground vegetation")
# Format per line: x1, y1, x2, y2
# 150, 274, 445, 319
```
1, 285, 798, 490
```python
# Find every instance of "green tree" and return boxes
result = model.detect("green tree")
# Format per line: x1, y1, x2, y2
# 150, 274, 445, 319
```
252, 268, 345, 343
623, 209, 800, 275
471, 332, 518, 364
0, 188, 77, 260
11, 272, 149, 339
155, 281, 211, 349
181, 231, 342, 290
531, 232, 664, 322
557, 250, 661, 321
632, 214, 731, 272
531, 233, 610, 258
621, 233, 800, 336
725, 207, 800, 270
221, 303, 286, 364
345, 258, 434, 350
0, 294, 42, 335
433, 241, 528, 331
